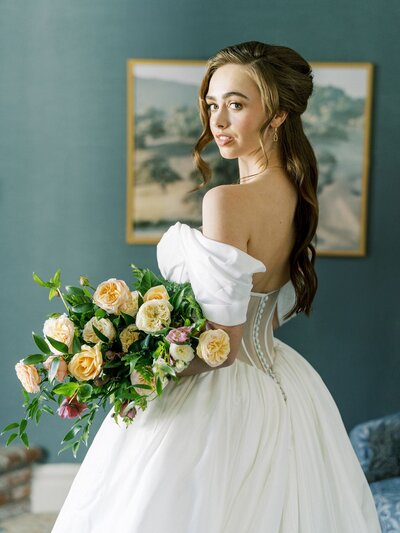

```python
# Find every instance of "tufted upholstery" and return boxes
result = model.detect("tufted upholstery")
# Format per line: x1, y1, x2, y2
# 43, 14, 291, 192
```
350, 412, 400, 533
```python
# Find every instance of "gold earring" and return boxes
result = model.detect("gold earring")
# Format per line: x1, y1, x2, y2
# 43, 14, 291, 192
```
273, 128, 278, 142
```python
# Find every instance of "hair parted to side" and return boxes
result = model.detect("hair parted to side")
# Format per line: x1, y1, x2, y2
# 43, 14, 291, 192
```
192, 41, 319, 319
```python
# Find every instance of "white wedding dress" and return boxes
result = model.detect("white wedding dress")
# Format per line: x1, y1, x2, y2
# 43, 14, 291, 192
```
52, 222, 381, 533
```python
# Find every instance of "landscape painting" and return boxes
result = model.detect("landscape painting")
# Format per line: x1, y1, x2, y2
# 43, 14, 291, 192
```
126, 60, 373, 256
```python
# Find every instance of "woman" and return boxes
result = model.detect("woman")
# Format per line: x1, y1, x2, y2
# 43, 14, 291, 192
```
52, 41, 381, 532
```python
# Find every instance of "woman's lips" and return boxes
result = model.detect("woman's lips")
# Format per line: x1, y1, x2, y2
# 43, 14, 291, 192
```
215, 135, 234, 146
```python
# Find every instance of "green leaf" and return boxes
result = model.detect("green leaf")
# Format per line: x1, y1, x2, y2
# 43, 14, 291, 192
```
92, 325, 109, 343
65, 286, 85, 298
22, 354, 45, 365
62, 425, 82, 443
72, 441, 80, 458
46, 336, 68, 354
52, 269, 61, 286
53, 382, 79, 396
73, 335, 81, 353
48, 357, 60, 383
33, 333, 51, 355
35, 410, 42, 424
72, 303, 94, 314
42, 405, 54, 415
78, 384, 93, 402
49, 288, 58, 301
156, 376, 162, 396
22, 390, 30, 405
1, 422, 19, 434
20, 432, 29, 448
6, 433, 18, 446
19, 419, 27, 435
95, 308, 107, 320
58, 440, 77, 454
121, 312, 135, 326
32, 272, 53, 288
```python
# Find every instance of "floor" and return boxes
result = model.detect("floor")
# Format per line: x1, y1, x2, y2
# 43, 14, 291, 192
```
0, 513, 57, 533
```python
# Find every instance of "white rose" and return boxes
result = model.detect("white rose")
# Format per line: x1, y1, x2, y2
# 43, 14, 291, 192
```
175, 360, 187, 373
135, 299, 173, 333
93, 278, 131, 315
82, 317, 116, 344
143, 285, 170, 302
130, 370, 155, 397
43, 314, 75, 355
169, 343, 195, 364
120, 291, 139, 317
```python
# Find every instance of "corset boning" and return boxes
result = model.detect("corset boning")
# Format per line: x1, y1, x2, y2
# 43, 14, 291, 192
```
236, 290, 287, 402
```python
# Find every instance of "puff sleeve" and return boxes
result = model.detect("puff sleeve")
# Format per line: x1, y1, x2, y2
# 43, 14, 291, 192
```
156, 222, 266, 326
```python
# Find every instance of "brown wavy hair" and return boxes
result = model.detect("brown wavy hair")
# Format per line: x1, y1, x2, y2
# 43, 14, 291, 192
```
192, 41, 318, 319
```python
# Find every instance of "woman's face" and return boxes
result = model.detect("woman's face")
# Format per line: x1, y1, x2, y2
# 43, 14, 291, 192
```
206, 64, 268, 161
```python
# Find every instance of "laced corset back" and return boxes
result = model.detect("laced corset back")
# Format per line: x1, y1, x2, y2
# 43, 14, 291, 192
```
236, 290, 287, 402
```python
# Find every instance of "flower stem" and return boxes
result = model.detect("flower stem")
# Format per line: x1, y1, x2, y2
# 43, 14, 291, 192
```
57, 289, 70, 313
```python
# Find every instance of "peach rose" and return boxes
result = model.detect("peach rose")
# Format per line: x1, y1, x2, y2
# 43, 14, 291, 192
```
15, 362, 41, 393
43, 314, 75, 355
196, 329, 230, 367
135, 299, 173, 333
68, 343, 103, 381
82, 317, 116, 344
120, 324, 140, 353
143, 285, 170, 302
93, 278, 131, 315
120, 291, 139, 317
43, 355, 68, 382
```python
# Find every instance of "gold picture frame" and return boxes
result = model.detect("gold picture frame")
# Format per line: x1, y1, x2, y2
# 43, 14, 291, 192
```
126, 59, 373, 256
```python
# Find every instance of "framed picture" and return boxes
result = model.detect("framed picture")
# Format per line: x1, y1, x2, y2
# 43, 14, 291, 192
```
126, 60, 373, 256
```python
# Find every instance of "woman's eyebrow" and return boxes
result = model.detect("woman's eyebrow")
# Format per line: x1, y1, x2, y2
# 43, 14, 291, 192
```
205, 91, 250, 101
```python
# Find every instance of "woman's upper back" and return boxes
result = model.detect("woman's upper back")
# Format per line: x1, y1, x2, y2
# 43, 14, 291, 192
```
201, 170, 297, 294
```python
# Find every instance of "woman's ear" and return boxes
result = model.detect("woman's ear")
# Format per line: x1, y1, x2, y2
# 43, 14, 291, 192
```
270, 110, 288, 128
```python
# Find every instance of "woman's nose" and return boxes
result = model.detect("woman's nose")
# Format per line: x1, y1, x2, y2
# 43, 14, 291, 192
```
212, 107, 229, 129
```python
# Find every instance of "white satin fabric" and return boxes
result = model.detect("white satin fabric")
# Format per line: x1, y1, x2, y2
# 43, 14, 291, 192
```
52, 222, 381, 533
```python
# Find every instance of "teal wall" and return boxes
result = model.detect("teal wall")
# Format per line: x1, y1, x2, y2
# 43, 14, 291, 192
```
1, 0, 399, 463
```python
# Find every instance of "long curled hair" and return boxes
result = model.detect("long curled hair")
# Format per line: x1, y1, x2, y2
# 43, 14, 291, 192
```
192, 41, 319, 318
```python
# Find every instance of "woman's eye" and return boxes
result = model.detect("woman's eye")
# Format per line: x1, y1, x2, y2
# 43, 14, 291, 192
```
230, 102, 242, 110
207, 103, 217, 111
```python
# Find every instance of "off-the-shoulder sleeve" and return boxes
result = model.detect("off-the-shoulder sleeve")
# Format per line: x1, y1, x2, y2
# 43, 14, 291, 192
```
157, 222, 266, 326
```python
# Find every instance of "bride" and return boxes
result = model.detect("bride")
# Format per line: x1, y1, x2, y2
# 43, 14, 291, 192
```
52, 41, 381, 532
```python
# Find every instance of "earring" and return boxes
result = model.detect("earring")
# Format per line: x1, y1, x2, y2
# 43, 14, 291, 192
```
273, 128, 278, 142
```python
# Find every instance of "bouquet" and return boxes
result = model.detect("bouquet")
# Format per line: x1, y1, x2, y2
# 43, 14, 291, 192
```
1, 265, 230, 457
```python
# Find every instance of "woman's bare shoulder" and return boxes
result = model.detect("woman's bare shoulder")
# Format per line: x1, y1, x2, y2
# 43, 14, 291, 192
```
201, 185, 249, 252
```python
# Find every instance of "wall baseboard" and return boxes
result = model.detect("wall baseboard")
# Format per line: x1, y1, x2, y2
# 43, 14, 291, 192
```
31, 463, 81, 513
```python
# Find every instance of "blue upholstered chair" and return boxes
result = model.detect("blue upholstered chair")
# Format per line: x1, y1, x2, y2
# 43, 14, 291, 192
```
349, 412, 400, 533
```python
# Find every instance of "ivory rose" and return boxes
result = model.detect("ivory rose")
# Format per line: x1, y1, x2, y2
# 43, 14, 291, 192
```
93, 278, 131, 315
169, 343, 195, 364
83, 317, 116, 344
15, 362, 41, 393
196, 329, 230, 367
43, 314, 75, 355
68, 343, 103, 381
135, 299, 173, 333
143, 285, 170, 302
43, 355, 68, 382
120, 291, 139, 317
120, 324, 140, 353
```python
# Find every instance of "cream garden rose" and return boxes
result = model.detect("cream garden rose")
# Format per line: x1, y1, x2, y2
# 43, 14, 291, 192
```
169, 343, 195, 364
120, 324, 140, 353
135, 299, 173, 333
68, 343, 103, 381
93, 278, 131, 315
143, 285, 170, 302
43, 314, 75, 355
82, 317, 116, 344
15, 362, 41, 393
196, 329, 230, 367
119, 291, 139, 317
